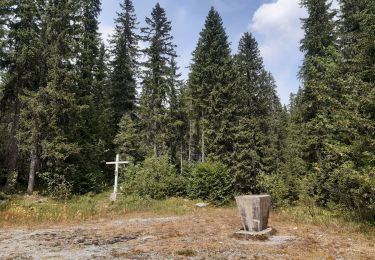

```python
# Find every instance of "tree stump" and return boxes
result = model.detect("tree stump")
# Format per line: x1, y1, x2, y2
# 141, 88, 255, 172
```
235, 195, 272, 236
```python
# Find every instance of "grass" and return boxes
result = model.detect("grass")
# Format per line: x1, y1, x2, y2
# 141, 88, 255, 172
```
1, 192, 374, 237
176, 248, 197, 257
275, 205, 375, 236
0, 192, 202, 228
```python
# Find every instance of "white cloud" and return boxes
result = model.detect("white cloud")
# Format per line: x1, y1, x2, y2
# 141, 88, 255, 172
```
249, 0, 339, 104
249, 0, 306, 104
250, 0, 307, 64
98, 23, 115, 45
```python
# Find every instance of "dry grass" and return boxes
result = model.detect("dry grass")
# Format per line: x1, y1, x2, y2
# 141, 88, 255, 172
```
0, 192, 200, 228
0, 195, 374, 259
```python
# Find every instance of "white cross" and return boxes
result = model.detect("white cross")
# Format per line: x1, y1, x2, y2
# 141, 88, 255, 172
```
106, 154, 129, 201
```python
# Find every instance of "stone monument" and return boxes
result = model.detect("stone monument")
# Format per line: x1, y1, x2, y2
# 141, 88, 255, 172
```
235, 195, 272, 237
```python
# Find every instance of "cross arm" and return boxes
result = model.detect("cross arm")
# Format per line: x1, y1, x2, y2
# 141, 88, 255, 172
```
106, 161, 129, 165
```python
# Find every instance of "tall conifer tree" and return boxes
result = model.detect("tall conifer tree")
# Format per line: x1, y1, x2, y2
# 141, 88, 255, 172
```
1, 0, 45, 191
298, 0, 357, 205
31, 0, 82, 190
299, 0, 338, 164
188, 7, 236, 163
110, 0, 139, 126
140, 3, 177, 157
232, 33, 283, 193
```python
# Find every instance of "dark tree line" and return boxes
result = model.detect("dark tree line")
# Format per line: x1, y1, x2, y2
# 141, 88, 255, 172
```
0, 0, 373, 220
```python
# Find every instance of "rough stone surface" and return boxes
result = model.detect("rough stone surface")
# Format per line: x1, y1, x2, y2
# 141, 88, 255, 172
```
195, 203, 209, 208
235, 195, 271, 232
234, 228, 273, 239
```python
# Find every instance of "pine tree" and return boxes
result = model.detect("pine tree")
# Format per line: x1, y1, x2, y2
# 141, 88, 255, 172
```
0, 0, 46, 192
299, 0, 338, 165
165, 57, 187, 167
32, 0, 82, 190
297, 0, 362, 207
232, 33, 283, 193
0, 0, 13, 188
330, 0, 375, 219
94, 43, 114, 156
188, 7, 236, 164
110, 0, 139, 125
140, 3, 177, 157
0, 0, 11, 70
114, 114, 144, 161
78, 0, 101, 96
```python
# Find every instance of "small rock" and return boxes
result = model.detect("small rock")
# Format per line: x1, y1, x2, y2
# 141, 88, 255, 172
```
36, 198, 47, 203
141, 236, 154, 241
195, 202, 209, 208
76, 238, 85, 244
293, 227, 298, 230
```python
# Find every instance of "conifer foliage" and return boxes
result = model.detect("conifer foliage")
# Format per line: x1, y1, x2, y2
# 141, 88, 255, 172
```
188, 7, 236, 164
140, 3, 178, 157
232, 32, 283, 194
110, 0, 139, 126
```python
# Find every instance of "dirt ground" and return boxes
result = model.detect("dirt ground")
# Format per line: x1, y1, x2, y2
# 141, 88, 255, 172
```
0, 208, 374, 260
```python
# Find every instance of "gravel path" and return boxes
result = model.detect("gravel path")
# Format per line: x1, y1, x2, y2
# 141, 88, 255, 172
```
0, 211, 374, 259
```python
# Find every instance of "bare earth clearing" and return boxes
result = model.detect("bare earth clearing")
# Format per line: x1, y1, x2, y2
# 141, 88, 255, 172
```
0, 208, 374, 260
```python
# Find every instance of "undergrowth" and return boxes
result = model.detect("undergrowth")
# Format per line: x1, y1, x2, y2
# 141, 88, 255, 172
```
0, 192, 201, 228
1, 192, 374, 238
276, 205, 375, 236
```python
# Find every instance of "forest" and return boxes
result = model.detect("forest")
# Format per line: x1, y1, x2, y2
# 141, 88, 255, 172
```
0, 0, 374, 223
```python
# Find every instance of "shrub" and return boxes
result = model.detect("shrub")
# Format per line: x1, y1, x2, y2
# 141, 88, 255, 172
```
259, 172, 296, 208
121, 156, 187, 199
39, 172, 73, 201
188, 162, 233, 205
327, 164, 375, 222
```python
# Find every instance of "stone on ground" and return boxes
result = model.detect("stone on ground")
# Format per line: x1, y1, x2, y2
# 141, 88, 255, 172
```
235, 195, 271, 232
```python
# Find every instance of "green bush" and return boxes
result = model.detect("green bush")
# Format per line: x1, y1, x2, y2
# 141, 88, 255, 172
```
188, 162, 233, 205
259, 172, 298, 207
39, 172, 73, 201
327, 164, 375, 221
121, 156, 187, 199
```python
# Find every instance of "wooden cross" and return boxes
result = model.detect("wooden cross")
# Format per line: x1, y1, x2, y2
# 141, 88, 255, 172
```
106, 154, 129, 201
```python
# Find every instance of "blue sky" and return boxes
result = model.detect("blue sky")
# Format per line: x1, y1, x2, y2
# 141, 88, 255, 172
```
98, 0, 336, 105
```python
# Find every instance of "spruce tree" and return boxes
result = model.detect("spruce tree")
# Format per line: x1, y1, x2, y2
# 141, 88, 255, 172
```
110, 0, 139, 125
232, 33, 283, 193
78, 0, 101, 96
140, 3, 177, 157
94, 43, 114, 154
332, 0, 375, 218
188, 7, 236, 164
299, 0, 338, 164
32, 0, 82, 191
114, 114, 144, 161
73, 0, 109, 192
165, 57, 187, 167
0, 0, 11, 70
298, 0, 359, 206
1, 0, 46, 192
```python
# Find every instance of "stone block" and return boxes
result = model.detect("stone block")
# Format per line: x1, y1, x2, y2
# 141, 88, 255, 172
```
235, 195, 271, 232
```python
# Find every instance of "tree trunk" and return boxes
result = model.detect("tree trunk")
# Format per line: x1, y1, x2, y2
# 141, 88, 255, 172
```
201, 128, 205, 163
5, 99, 20, 191
180, 142, 183, 174
153, 143, 157, 157
188, 119, 192, 163
27, 144, 39, 195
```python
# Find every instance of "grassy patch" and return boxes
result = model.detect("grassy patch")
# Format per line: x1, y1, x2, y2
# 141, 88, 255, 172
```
176, 248, 197, 257
275, 206, 375, 235
0, 192, 202, 228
